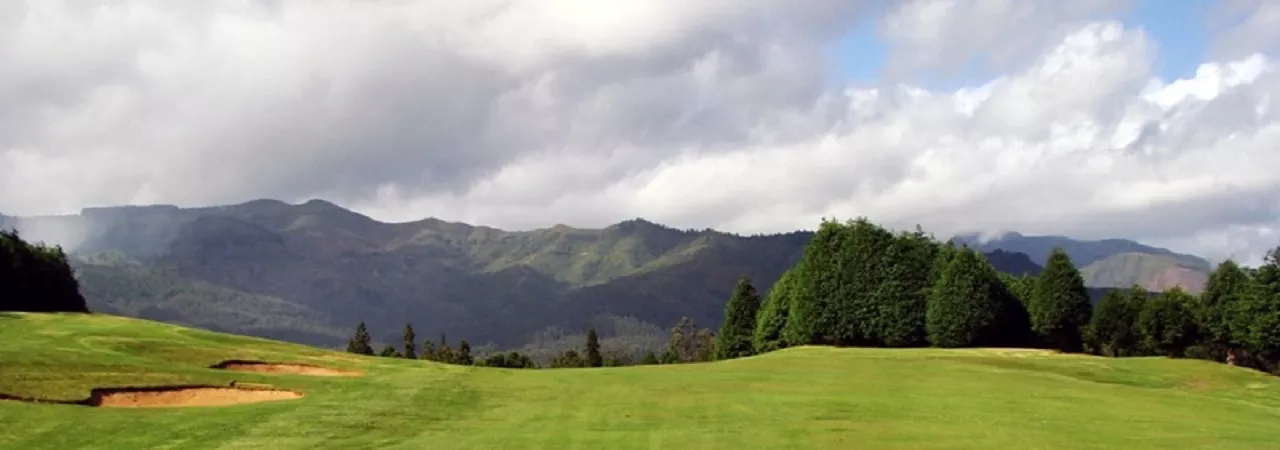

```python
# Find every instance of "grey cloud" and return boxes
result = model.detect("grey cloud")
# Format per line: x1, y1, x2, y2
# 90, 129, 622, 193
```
0, 1, 877, 216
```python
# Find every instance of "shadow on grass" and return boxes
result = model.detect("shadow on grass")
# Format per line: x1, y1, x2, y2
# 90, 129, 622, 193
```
0, 312, 23, 320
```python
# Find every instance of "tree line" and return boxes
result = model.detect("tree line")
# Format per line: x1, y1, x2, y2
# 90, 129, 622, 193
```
0, 229, 89, 313
345, 315, 719, 369
711, 218, 1280, 375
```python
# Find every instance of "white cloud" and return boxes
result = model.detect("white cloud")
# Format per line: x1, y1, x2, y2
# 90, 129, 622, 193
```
2, 0, 1279, 265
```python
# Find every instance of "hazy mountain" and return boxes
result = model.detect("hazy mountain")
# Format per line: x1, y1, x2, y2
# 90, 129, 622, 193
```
2, 200, 1196, 349
951, 232, 1212, 293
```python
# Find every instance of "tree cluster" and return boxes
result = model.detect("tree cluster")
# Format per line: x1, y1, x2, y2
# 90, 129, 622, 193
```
0, 229, 90, 313
712, 218, 1280, 375
1087, 253, 1280, 372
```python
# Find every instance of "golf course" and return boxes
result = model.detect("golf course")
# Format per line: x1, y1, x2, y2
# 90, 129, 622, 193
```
2, 312, 1279, 449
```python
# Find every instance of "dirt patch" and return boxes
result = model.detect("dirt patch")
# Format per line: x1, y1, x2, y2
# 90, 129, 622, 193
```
211, 359, 361, 377
2, 385, 302, 408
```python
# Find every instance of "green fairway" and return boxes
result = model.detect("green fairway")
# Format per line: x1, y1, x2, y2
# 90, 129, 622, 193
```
2, 313, 1279, 449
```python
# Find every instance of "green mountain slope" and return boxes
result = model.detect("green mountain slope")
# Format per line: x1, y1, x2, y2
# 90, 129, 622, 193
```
3, 313, 1279, 449
1, 199, 1193, 349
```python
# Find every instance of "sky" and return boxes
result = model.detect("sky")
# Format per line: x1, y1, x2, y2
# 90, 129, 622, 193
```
1, 0, 1278, 265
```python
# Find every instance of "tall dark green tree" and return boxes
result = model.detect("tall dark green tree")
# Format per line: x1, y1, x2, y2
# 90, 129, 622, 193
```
378, 345, 401, 357
1136, 287, 1201, 358
837, 219, 898, 346
1087, 286, 1145, 357
420, 338, 436, 361
875, 228, 937, 347
754, 268, 799, 353
1199, 260, 1249, 362
785, 219, 844, 345
715, 275, 763, 360
1237, 248, 1280, 371
1030, 248, 1093, 352
402, 323, 417, 359
346, 321, 374, 355
585, 327, 603, 367
0, 230, 89, 313
926, 248, 1002, 347
456, 340, 474, 365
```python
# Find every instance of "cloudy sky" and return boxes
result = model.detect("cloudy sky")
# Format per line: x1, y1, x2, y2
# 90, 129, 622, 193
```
1, 0, 1278, 264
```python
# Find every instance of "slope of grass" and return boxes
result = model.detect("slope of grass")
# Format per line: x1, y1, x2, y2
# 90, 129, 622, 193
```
3, 313, 1279, 449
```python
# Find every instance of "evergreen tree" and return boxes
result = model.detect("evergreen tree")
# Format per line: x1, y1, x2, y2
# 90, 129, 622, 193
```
457, 340, 474, 365
551, 349, 586, 368
1237, 248, 1280, 371
585, 328, 603, 367
346, 321, 374, 355
837, 219, 898, 346
402, 323, 417, 359
420, 339, 436, 361
0, 230, 89, 313
1200, 260, 1249, 362
754, 268, 798, 353
1136, 287, 1201, 358
785, 219, 849, 346
926, 248, 1001, 347
1087, 286, 1145, 357
875, 228, 937, 347
1030, 248, 1093, 352
378, 345, 401, 358
640, 351, 659, 365
714, 275, 763, 360
999, 273, 1037, 309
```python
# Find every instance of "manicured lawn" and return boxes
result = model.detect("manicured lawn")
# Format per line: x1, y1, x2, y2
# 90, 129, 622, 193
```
2, 312, 1279, 449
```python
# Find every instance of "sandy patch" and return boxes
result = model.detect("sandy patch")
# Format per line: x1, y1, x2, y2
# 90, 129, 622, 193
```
211, 360, 361, 377
88, 386, 302, 408
2, 385, 302, 408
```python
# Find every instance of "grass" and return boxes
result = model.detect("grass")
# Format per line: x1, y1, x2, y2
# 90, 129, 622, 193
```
2, 312, 1280, 449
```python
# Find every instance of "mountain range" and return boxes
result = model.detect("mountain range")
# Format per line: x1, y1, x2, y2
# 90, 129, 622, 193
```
0, 199, 1214, 350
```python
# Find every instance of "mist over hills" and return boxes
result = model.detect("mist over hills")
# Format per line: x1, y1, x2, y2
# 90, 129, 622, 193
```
0, 199, 1214, 350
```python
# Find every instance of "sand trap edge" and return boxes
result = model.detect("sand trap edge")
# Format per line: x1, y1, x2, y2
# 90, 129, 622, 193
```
210, 359, 363, 377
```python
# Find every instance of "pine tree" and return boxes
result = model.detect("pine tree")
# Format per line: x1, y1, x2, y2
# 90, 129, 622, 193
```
1200, 260, 1250, 362
585, 328, 603, 367
456, 340, 474, 365
785, 219, 844, 346
378, 345, 401, 358
1237, 248, 1280, 370
1087, 286, 1145, 356
551, 349, 586, 368
1030, 248, 1093, 352
1137, 287, 1201, 358
346, 321, 374, 355
926, 248, 1001, 347
754, 268, 798, 353
714, 275, 763, 360
402, 323, 417, 359
420, 339, 436, 361
875, 228, 937, 347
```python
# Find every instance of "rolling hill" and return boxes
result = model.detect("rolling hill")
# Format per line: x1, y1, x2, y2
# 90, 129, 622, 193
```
1, 200, 1209, 350
2, 312, 1278, 449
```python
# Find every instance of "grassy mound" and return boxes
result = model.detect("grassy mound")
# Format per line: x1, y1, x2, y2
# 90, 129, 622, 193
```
2, 312, 1278, 449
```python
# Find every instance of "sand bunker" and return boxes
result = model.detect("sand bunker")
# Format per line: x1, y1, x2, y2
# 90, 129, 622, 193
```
2, 385, 302, 408
211, 360, 361, 377
88, 385, 302, 408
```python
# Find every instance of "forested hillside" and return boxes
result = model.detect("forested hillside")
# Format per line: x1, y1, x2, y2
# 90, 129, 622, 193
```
0, 199, 1209, 353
